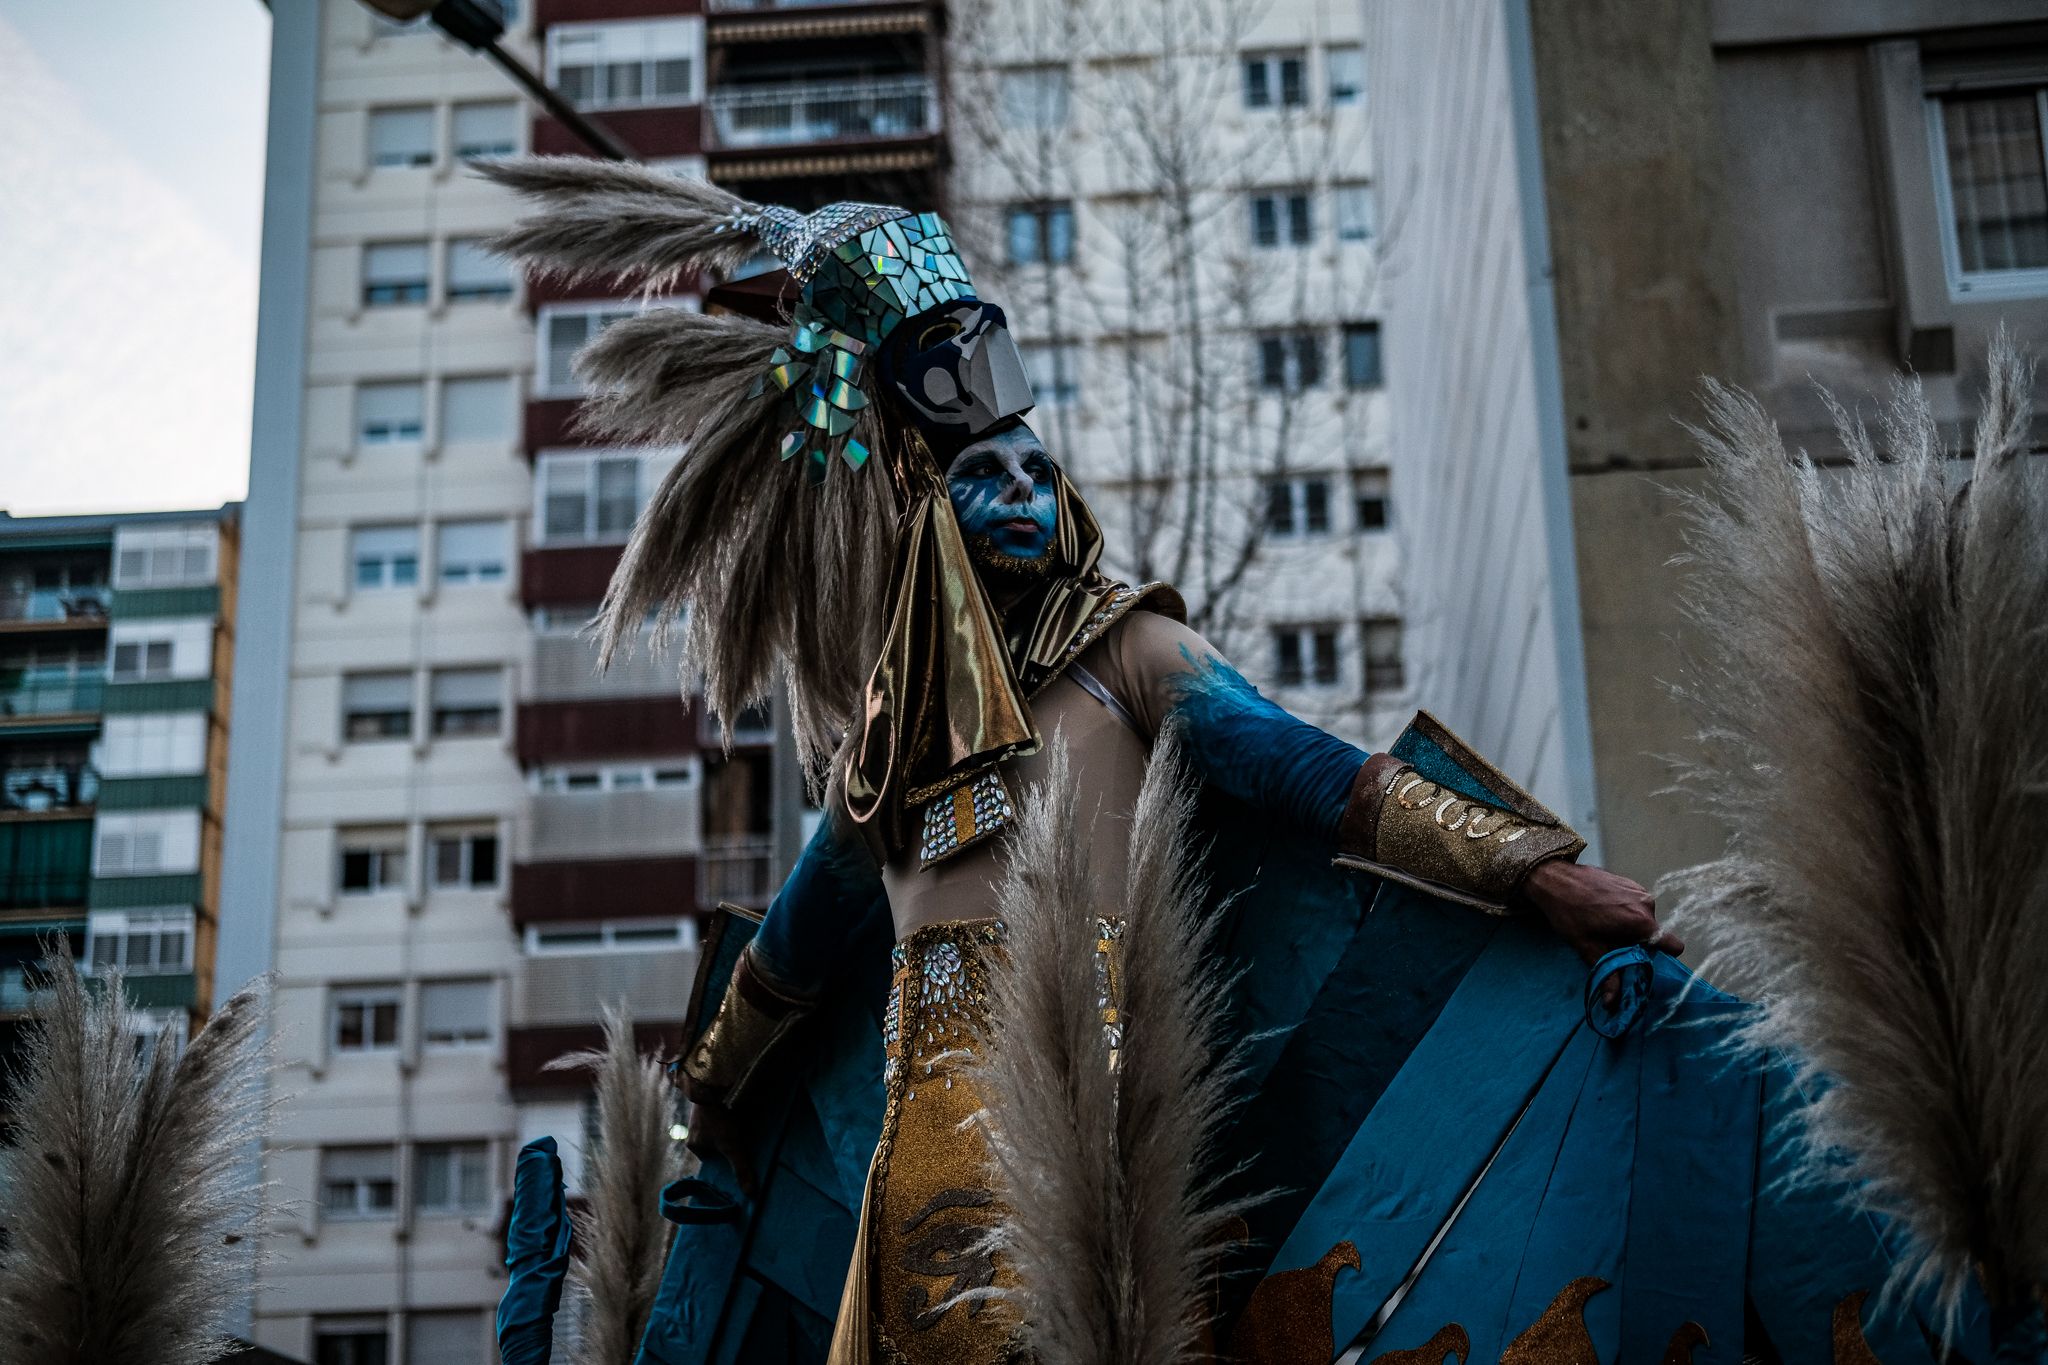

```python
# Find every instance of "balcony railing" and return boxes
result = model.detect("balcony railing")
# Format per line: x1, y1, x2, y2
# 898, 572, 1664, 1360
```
707, 75, 937, 150
0, 586, 111, 626
1, 762, 98, 814
0, 674, 104, 719
699, 836, 774, 908
528, 787, 703, 863
516, 948, 696, 1028
0, 963, 58, 1015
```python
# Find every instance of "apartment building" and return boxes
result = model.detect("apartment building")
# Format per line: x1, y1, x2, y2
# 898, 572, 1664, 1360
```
1368, 0, 2048, 882
948, 0, 1400, 747
229, 0, 953, 1359
0, 507, 239, 1141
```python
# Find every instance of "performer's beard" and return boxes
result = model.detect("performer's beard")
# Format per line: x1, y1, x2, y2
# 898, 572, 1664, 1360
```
964, 531, 1058, 586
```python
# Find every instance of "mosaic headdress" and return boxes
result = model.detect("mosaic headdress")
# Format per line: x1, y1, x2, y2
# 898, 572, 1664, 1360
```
482, 158, 1163, 840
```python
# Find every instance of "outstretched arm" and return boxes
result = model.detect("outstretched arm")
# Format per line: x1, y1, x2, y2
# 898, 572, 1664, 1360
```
1102, 611, 1677, 966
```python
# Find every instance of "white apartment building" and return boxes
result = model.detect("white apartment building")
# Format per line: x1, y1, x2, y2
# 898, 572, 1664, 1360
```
948, 0, 1403, 747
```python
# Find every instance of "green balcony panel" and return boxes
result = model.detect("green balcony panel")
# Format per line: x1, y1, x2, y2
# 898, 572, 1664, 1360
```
0, 819, 94, 910
96, 775, 211, 811
109, 586, 221, 620
90, 873, 202, 910
102, 680, 215, 714
123, 972, 196, 1011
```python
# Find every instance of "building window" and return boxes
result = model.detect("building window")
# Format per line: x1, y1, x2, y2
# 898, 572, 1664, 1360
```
314, 1319, 390, 1365
999, 66, 1070, 130
1343, 322, 1384, 390
546, 18, 701, 111
430, 668, 502, 737
538, 452, 643, 545
452, 101, 519, 159
1326, 45, 1365, 107
421, 979, 494, 1048
338, 829, 407, 896
97, 713, 208, 778
1243, 50, 1307, 110
1931, 87, 2048, 293
1256, 330, 1325, 392
526, 917, 697, 954
1354, 466, 1391, 532
435, 521, 507, 586
409, 1311, 487, 1365
356, 381, 424, 447
445, 239, 513, 303
350, 525, 420, 590
1334, 183, 1376, 243
367, 106, 434, 168
1362, 616, 1405, 694
331, 987, 402, 1053
319, 1146, 397, 1217
1005, 201, 1075, 265
1250, 190, 1313, 248
85, 908, 194, 976
430, 827, 499, 889
1264, 476, 1332, 537
537, 302, 641, 395
94, 809, 201, 876
533, 760, 697, 793
110, 637, 172, 682
440, 375, 513, 444
342, 672, 414, 741
362, 242, 430, 307
1020, 342, 1082, 408
112, 524, 217, 589
413, 1143, 491, 1215
1273, 625, 1340, 688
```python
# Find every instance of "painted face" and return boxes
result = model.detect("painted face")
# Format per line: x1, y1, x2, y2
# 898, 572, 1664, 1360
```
945, 423, 1058, 563
879, 298, 1036, 452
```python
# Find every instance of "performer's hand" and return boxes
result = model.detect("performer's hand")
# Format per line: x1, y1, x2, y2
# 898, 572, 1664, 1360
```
1516, 859, 1683, 1007
686, 1096, 759, 1197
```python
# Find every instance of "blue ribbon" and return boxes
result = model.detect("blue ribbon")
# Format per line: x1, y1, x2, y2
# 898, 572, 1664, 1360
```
1585, 945, 1656, 1038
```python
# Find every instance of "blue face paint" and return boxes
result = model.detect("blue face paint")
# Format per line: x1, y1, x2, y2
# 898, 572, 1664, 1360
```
945, 425, 1058, 560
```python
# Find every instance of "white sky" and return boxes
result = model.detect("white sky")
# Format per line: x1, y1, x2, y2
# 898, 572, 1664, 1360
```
0, 0, 271, 517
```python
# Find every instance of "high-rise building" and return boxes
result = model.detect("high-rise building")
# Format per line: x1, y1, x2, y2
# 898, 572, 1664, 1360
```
230, 1, 949, 1359
947, 0, 1398, 747
0, 505, 240, 1140
1367, 0, 2048, 885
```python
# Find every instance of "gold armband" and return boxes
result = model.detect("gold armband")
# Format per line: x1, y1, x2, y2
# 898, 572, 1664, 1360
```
1333, 712, 1585, 915
679, 942, 814, 1108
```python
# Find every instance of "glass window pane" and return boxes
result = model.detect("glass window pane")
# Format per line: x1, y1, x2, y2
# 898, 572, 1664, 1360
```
343, 672, 413, 711
1006, 207, 1040, 265
357, 383, 424, 444
421, 980, 493, 1044
1941, 92, 2048, 275
595, 459, 640, 537
1243, 58, 1270, 108
1326, 46, 1364, 106
1280, 57, 1306, 107
452, 102, 518, 159
368, 107, 434, 167
431, 667, 500, 709
446, 239, 513, 300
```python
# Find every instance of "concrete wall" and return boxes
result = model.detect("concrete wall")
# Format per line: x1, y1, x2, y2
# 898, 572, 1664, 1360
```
1365, 0, 1601, 835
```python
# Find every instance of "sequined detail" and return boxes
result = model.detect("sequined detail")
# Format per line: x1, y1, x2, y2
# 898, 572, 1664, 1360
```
732, 200, 912, 287
1831, 1291, 1882, 1365
1499, 1277, 1609, 1364
1227, 1242, 1364, 1365
1095, 916, 1126, 1071
1040, 585, 1143, 687
918, 768, 1016, 869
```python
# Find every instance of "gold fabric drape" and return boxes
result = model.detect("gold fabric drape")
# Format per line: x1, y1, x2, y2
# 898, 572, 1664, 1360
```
843, 433, 1175, 847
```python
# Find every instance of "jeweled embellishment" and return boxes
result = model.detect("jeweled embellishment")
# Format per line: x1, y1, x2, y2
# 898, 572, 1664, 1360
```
918, 769, 1016, 869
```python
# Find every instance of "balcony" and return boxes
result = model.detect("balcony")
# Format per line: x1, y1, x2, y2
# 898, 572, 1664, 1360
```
699, 836, 773, 909
515, 948, 696, 1029
510, 854, 697, 928
706, 75, 936, 151
0, 674, 104, 721
709, 0, 917, 9
517, 696, 697, 766
528, 787, 702, 863
0, 585, 111, 630
532, 633, 675, 703
1, 762, 98, 818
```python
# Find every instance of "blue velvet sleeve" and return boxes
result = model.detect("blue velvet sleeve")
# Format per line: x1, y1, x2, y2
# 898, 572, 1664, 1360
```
747, 812, 889, 999
1163, 648, 1367, 844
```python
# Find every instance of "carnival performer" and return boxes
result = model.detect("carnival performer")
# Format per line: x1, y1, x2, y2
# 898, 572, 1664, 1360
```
482, 160, 1985, 1365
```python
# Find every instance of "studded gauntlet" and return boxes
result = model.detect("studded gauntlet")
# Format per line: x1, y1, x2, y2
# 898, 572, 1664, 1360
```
679, 941, 815, 1109
1332, 712, 1586, 915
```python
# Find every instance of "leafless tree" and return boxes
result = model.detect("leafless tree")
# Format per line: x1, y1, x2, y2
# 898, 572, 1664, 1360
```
949, 0, 1382, 666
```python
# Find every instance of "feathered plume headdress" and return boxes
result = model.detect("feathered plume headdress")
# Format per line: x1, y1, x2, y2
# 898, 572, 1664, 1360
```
482, 158, 1171, 840
1664, 337, 2048, 1342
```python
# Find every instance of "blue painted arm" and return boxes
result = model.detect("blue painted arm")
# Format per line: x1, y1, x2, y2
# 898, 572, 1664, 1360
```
749, 813, 889, 999
497, 1137, 572, 1365
1165, 649, 1367, 844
